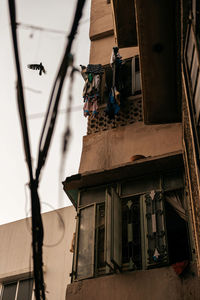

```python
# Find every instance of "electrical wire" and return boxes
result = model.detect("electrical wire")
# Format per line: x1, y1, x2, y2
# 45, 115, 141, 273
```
25, 184, 65, 248
25, 87, 42, 94
16, 22, 68, 36
9, 0, 86, 299
35, 0, 86, 183
28, 105, 83, 119
16, 18, 89, 36
58, 62, 79, 205
8, 1, 45, 299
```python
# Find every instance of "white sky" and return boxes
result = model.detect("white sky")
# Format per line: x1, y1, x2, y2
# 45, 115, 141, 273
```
0, 0, 91, 224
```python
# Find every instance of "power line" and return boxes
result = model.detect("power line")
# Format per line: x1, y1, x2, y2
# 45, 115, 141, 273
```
25, 87, 42, 94
16, 22, 68, 36
9, 0, 86, 299
16, 18, 89, 36
28, 106, 83, 119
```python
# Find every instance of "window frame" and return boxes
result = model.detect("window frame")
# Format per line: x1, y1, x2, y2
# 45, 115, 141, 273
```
73, 171, 191, 281
0, 278, 34, 300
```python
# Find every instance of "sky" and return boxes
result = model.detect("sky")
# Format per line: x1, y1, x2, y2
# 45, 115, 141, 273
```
0, 0, 91, 224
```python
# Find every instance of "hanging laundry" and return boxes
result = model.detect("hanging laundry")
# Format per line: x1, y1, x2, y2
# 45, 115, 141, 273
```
105, 88, 120, 119
105, 47, 125, 119
80, 64, 104, 117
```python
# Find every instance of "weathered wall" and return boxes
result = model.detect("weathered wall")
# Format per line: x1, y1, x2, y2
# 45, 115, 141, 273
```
79, 122, 182, 173
90, 35, 139, 65
89, 0, 113, 40
89, 0, 139, 65
66, 267, 200, 300
0, 206, 76, 300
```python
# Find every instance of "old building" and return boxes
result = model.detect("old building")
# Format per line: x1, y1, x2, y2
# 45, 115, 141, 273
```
0, 206, 76, 300
63, 0, 200, 299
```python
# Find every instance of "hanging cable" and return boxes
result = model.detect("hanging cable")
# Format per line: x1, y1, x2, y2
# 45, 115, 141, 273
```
28, 105, 83, 120
25, 87, 42, 94
59, 62, 79, 204
16, 22, 68, 36
35, 0, 86, 183
8, 0, 86, 299
8, 1, 45, 299
16, 18, 89, 36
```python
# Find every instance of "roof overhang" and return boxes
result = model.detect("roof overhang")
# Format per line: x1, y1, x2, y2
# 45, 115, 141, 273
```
111, 0, 137, 48
63, 151, 184, 207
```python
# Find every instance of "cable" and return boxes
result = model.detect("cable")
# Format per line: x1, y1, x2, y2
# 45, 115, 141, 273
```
16, 22, 68, 36
16, 18, 89, 36
28, 105, 83, 119
35, 0, 87, 183
58, 63, 78, 205
8, 1, 45, 298
25, 87, 42, 94
25, 184, 65, 248
9, 1, 86, 298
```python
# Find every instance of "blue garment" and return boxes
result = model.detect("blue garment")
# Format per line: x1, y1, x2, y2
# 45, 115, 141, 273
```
105, 89, 120, 119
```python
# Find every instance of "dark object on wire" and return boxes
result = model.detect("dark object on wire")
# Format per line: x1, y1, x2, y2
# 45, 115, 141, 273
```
27, 62, 46, 76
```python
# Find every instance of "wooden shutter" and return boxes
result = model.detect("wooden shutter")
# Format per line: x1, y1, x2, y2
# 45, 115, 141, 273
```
105, 188, 122, 272
76, 205, 95, 279
1, 283, 17, 300
142, 190, 168, 268
17, 279, 33, 300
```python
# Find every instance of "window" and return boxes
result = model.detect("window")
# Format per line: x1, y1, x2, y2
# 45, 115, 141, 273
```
72, 172, 190, 281
101, 55, 141, 105
1, 278, 33, 300
122, 196, 142, 270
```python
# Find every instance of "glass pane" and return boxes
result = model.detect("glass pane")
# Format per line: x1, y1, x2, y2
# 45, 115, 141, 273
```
121, 175, 160, 196
2, 282, 17, 300
80, 187, 105, 206
77, 206, 95, 279
96, 203, 106, 270
17, 279, 33, 300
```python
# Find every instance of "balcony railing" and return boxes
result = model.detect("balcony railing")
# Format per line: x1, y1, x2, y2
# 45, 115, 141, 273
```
87, 95, 143, 135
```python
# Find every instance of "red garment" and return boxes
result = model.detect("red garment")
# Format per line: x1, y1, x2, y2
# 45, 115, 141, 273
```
172, 260, 188, 275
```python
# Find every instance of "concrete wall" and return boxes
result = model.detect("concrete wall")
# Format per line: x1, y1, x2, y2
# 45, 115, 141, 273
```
90, 35, 139, 65
79, 122, 182, 173
66, 267, 200, 300
0, 206, 76, 300
89, 0, 139, 65
89, 0, 113, 40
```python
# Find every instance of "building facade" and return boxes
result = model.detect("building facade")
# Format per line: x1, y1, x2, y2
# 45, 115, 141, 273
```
0, 206, 76, 300
63, 0, 200, 299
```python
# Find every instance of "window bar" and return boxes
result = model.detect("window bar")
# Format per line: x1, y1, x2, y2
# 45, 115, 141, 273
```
131, 57, 136, 95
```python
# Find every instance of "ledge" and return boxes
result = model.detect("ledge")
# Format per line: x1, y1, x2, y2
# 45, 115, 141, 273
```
63, 151, 184, 193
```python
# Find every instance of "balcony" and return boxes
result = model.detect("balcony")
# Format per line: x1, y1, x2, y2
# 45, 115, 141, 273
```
87, 96, 142, 135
